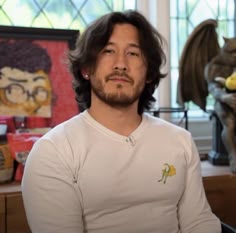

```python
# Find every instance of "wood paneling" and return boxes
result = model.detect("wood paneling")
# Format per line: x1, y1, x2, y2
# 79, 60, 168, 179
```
0, 183, 31, 233
0, 195, 5, 233
203, 174, 236, 228
6, 194, 31, 233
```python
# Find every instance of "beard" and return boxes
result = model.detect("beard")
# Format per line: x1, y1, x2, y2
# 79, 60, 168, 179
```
90, 72, 145, 108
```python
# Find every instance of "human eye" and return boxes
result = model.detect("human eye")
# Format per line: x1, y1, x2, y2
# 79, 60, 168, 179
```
102, 47, 115, 54
127, 47, 141, 57
127, 51, 140, 57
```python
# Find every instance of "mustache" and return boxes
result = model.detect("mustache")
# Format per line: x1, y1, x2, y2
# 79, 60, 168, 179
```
105, 71, 134, 84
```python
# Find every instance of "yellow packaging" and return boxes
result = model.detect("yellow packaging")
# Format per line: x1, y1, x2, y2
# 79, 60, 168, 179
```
0, 144, 14, 183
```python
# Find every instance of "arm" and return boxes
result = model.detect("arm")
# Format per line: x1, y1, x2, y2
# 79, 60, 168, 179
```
21, 138, 84, 233
205, 58, 236, 109
178, 137, 221, 233
208, 81, 236, 109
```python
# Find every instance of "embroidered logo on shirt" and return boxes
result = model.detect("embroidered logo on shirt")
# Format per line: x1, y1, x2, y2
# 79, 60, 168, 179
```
158, 163, 176, 184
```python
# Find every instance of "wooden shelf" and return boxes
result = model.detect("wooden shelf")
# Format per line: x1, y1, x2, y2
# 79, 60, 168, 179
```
0, 182, 31, 233
0, 182, 21, 194
201, 160, 231, 177
201, 161, 236, 228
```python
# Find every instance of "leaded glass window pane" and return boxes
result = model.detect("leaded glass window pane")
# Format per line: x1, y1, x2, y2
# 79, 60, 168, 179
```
0, 0, 136, 31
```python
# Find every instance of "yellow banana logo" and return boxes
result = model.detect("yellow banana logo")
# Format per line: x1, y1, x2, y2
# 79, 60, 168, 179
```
158, 163, 176, 184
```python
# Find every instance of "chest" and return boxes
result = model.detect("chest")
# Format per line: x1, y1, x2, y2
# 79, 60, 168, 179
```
78, 140, 187, 213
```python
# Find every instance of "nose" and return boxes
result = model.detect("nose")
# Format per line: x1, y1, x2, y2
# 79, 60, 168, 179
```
113, 52, 128, 72
113, 66, 127, 72
26, 90, 34, 99
26, 90, 38, 103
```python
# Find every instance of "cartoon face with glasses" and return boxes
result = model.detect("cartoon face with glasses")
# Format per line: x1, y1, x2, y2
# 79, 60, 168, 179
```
0, 40, 52, 117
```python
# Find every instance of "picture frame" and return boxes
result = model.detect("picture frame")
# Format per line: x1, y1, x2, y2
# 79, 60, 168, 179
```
0, 25, 80, 127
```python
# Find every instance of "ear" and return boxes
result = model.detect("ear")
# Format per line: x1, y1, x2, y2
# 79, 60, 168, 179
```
81, 69, 89, 80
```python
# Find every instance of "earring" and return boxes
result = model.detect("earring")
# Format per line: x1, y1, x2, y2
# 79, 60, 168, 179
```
84, 74, 89, 79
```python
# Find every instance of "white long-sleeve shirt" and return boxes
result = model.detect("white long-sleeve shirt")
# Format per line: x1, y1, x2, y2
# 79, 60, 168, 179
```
22, 111, 221, 233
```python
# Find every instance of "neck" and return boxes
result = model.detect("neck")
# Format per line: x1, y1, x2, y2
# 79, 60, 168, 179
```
88, 99, 142, 136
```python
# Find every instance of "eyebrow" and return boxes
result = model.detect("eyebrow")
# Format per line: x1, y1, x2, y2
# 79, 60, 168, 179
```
8, 75, 46, 83
107, 41, 141, 48
33, 76, 46, 82
8, 77, 27, 83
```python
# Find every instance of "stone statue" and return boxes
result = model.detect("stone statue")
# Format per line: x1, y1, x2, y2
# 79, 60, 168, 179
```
205, 38, 236, 173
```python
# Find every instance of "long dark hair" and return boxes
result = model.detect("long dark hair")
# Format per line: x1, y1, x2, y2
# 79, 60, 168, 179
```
68, 10, 166, 113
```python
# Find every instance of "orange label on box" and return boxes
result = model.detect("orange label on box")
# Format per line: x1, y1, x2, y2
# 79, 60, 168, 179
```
0, 144, 13, 183
0, 144, 13, 169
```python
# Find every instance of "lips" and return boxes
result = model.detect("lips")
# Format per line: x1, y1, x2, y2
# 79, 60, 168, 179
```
108, 75, 131, 82
105, 73, 134, 84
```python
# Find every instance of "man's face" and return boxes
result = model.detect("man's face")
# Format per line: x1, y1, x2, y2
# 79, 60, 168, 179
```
89, 23, 147, 109
0, 67, 52, 116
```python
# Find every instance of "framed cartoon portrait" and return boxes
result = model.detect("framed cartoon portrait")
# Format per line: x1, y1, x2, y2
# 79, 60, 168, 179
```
0, 25, 79, 128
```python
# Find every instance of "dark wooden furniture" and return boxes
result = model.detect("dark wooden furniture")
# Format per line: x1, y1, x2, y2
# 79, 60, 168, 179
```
204, 175, 236, 229
0, 182, 31, 233
201, 161, 236, 228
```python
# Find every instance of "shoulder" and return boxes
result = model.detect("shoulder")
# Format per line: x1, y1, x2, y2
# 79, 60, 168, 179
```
25, 113, 88, 172
30, 112, 88, 155
143, 113, 190, 137
43, 111, 88, 141
143, 113, 194, 156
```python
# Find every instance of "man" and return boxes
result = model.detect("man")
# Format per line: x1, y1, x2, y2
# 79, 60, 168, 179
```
22, 10, 221, 233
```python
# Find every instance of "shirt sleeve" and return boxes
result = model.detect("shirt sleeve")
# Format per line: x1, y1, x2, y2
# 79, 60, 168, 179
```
178, 136, 221, 233
21, 137, 84, 233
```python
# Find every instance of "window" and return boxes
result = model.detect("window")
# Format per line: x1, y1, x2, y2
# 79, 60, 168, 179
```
0, 0, 136, 31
